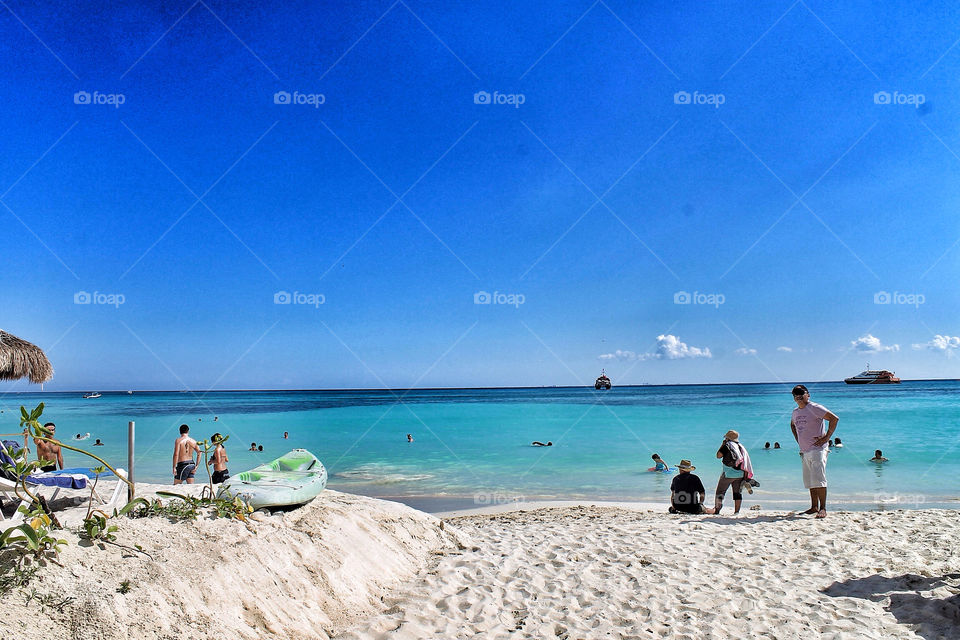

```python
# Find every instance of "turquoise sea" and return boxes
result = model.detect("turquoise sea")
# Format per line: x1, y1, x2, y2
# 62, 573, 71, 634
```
3, 381, 958, 511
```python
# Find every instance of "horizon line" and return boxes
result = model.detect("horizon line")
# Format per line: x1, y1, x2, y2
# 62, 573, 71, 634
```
7, 378, 958, 394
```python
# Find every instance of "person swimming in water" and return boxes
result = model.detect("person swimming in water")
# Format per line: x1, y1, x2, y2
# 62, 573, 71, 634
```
870, 449, 888, 463
531, 441, 552, 446
651, 453, 669, 471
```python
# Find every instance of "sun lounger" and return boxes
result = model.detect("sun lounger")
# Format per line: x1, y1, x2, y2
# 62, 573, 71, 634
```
0, 441, 128, 517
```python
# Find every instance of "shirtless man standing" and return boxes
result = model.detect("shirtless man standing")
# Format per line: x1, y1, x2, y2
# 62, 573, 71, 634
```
35, 422, 63, 472
173, 424, 200, 485
207, 432, 230, 484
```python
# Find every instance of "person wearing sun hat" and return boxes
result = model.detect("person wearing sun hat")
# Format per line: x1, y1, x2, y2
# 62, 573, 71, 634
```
714, 429, 756, 515
668, 459, 714, 514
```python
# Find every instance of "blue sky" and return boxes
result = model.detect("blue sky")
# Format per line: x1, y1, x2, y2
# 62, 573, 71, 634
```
1, 0, 958, 390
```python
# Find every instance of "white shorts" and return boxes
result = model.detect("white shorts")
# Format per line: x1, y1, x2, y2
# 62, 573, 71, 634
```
802, 449, 828, 488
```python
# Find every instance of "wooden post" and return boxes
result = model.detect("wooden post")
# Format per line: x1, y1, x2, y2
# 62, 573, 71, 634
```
127, 421, 135, 501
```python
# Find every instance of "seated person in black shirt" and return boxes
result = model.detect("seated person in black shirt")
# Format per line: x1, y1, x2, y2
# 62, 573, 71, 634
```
669, 459, 716, 514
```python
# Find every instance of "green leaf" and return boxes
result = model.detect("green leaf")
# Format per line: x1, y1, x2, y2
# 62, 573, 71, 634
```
20, 406, 28, 420
17, 524, 40, 550
116, 498, 150, 517
156, 491, 189, 501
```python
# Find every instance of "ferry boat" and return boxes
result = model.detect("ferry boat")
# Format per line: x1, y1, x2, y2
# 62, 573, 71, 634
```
844, 364, 900, 384
82, 392, 102, 399
594, 370, 612, 390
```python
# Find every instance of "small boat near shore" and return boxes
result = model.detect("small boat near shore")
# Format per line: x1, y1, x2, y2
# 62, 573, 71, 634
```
844, 364, 900, 384
595, 370, 612, 390
217, 448, 327, 510
82, 392, 102, 399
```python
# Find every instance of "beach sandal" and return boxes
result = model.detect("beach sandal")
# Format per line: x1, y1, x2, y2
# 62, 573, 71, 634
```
668, 506, 678, 514
815, 509, 826, 519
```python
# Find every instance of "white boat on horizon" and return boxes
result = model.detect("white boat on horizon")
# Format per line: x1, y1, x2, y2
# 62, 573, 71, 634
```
82, 392, 102, 399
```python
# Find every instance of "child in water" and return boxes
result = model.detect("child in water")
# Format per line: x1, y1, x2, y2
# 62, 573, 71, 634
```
651, 453, 669, 471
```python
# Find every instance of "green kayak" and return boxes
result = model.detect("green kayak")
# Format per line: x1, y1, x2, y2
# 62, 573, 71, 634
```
217, 448, 327, 510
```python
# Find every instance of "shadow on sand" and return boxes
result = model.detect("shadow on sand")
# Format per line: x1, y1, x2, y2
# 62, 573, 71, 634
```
674, 512, 807, 526
823, 573, 960, 640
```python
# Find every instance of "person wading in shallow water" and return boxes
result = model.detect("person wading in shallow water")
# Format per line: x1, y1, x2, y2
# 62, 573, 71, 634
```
790, 385, 839, 519
173, 424, 200, 485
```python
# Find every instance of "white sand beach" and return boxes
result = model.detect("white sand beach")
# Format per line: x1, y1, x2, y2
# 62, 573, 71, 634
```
3, 487, 959, 640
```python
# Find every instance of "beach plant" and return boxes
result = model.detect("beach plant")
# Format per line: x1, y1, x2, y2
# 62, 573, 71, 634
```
117, 579, 132, 594
196, 433, 229, 496
0, 562, 38, 596
0, 510, 67, 564
22, 588, 75, 612
136, 491, 252, 522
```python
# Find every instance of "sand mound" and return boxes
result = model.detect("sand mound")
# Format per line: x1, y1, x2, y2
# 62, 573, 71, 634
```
0, 490, 465, 640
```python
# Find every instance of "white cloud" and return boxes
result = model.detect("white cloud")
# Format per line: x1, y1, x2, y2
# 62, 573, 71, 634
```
851, 334, 899, 353
599, 335, 711, 362
649, 334, 712, 360
598, 350, 637, 362
912, 335, 960, 353
776, 346, 793, 352
734, 347, 757, 356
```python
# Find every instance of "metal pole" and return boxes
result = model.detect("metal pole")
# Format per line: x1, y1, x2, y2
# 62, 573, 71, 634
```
127, 421, 135, 501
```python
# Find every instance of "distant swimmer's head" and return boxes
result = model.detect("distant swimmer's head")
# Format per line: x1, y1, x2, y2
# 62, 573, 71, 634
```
724, 430, 739, 441
875, 449, 883, 457
179, 424, 190, 434
676, 459, 695, 472
764, 442, 770, 449
547, 441, 552, 446
258, 445, 263, 451
774, 442, 781, 448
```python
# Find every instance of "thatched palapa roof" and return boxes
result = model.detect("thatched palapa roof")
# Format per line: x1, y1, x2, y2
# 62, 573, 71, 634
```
0, 330, 54, 383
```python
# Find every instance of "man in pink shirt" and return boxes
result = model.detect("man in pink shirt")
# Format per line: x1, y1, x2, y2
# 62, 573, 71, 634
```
790, 384, 839, 518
